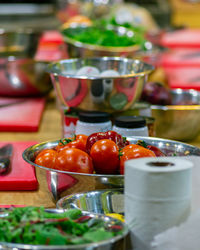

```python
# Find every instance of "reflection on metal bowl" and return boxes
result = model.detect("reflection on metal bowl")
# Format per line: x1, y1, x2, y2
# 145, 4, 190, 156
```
152, 89, 200, 141
22, 136, 200, 202
57, 189, 124, 215
0, 57, 52, 97
46, 57, 154, 113
0, 208, 128, 250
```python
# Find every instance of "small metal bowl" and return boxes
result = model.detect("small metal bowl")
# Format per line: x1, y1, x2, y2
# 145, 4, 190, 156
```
62, 25, 140, 58
0, 29, 52, 97
57, 189, 124, 215
0, 208, 128, 250
152, 89, 200, 141
0, 57, 52, 97
22, 136, 200, 202
46, 57, 154, 113
0, 29, 41, 58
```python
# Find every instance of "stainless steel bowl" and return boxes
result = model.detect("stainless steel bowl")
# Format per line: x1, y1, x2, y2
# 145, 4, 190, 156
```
152, 89, 200, 141
57, 189, 124, 215
22, 136, 200, 202
0, 29, 52, 97
46, 57, 154, 113
0, 29, 41, 58
0, 208, 128, 250
62, 25, 140, 58
0, 57, 52, 97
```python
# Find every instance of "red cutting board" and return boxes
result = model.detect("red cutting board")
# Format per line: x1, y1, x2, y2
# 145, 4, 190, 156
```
0, 141, 38, 191
161, 49, 200, 68
0, 97, 45, 132
164, 67, 200, 90
160, 29, 200, 49
35, 30, 68, 61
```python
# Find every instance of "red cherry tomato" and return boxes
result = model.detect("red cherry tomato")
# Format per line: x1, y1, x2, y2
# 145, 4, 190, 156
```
35, 149, 58, 169
120, 146, 156, 174
120, 144, 142, 156
86, 130, 129, 154
55, 148, 93, 174
147, 145, 166, 157
136, 140, 166, 157
56, 134, 88, 152
90, 139, 119, 174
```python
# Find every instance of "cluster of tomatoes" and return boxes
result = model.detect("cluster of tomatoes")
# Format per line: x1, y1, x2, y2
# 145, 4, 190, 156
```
34, 131, 165, 175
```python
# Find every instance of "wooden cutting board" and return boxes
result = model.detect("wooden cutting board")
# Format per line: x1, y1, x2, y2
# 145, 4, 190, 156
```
0, 141, 38, 191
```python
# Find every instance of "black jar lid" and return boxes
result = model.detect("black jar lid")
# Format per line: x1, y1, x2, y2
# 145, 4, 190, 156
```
78, 111, 111, 123
114, 116, 146, 128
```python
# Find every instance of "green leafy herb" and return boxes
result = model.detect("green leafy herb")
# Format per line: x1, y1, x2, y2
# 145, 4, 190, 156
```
62, 26, 143, 47
0, 207, 123, 246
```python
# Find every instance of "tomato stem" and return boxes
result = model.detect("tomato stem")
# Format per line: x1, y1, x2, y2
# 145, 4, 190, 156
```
136, 140, 148, 148
59, 135, 76, 145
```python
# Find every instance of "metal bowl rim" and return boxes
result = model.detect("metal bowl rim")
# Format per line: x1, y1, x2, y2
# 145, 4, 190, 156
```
0, 27, 42, 35
151, 88, 200, 110
0, 208, 129, 249
56, 188, 124, 209
46, 57, 155, 80
22, 136, 200, 178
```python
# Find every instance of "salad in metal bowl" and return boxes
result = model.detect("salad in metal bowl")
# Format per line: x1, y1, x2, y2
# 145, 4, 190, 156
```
0, 206, 128, 249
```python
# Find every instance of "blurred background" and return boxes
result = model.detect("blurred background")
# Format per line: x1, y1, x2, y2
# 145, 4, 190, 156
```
0, 0, 200, 30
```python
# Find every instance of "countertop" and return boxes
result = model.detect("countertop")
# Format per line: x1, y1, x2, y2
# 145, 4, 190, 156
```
0, 91, 200, 208
0, 93, 61, 208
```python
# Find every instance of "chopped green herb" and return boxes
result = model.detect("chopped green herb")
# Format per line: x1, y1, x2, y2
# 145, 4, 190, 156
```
62, 26, 144, 48
0, 207, 124, 246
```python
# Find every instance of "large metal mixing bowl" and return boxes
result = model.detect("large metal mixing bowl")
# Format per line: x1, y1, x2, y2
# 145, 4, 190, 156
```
46, 57, 154, 113
152, 89, 200, 141
0, 208, 128, 250
0, 57, 52, 97
22, 136, 200, 202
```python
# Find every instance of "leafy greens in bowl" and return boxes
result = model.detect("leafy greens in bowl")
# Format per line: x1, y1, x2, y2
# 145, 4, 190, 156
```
62, 26, 143, 47
61, 25, 143, 58
0, 206, 128, 249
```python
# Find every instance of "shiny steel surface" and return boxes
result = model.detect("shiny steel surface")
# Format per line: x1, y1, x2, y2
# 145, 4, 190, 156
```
0, 209, 128, 250
0, 29, 41, 58
0, 144, 13, 175
63, 25, 140, 58
0, 29, 52, 97
57, 189, 124, 215
22, 136, 200, 202
152, 89, 200, 141
47, 57, 154, 113
0, 57, 52, 97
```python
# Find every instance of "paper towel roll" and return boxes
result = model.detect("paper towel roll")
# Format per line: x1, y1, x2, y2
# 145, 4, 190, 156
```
124, 157, 193, 250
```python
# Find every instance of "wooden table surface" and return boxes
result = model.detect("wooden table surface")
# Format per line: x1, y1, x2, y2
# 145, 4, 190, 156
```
1, 91, 200, 208
0, 93, 62, 208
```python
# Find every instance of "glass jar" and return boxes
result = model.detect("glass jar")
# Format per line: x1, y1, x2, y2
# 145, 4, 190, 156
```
112, 116, 149, 137
75, 111, 112, 136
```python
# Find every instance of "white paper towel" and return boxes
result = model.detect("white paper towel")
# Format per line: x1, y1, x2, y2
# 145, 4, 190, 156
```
124, 157, 193, 250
